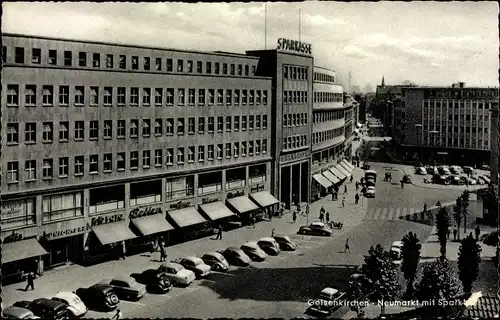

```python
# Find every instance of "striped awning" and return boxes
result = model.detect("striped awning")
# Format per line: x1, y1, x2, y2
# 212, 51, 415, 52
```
329, 167, 347, 180
313, 174, 332, 188
322, 171, 340, 184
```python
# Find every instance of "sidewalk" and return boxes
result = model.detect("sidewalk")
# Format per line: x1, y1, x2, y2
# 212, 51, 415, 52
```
3, 168, 367, 307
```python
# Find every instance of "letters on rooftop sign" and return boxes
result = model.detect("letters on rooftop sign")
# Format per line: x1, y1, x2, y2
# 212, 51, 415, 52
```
277, 38, 312, 55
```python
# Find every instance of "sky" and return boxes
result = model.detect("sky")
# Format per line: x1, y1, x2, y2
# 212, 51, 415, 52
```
2, 2, 499, 91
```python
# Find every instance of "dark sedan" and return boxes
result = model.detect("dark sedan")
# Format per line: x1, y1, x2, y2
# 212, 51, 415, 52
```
75, 284, 119, 311
298, 222, 333, 236
131, 269, 173, 294
218, 247, 251, 266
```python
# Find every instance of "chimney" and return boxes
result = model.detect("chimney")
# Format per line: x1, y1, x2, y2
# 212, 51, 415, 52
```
459, 82, 465, 88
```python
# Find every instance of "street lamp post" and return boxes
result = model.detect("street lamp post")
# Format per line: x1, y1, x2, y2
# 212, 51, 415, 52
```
415, 124, 423, 164
429, 130, 439, 167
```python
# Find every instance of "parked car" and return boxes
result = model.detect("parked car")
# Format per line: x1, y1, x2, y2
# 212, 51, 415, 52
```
438, 167, 451, 175
75, 284, 119, 311
362, 162, 371, 170
130, 269, 173, 294
240, 242, 267, 261
390, 241, 403, 261
463, 166, 475, 174
158, 262, 196, 287
449, 175, 464, 185
201, 252, 230, 271
2, 307, 40, 319
298, 222, 333, 236
51, 292, 87, 317
273, 235, 297, 251
428, 167, 439, 175
462, 176, 477, 185
219, 247, 251, 266
450, 166, 462, 174
415, 167, 427, 175
365, 186, 376, 198
257, 237, 281, 255
402, 174, 412, 184
432, 174, 450, 185
481, 164, 491, 170
172, 256, 211, 278
307, 287, 346, 316
99, 276, 146, 301
14, 299, 69, 320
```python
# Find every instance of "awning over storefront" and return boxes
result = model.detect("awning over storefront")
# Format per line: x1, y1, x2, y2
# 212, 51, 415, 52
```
167, 207, 207, 228
249, 191, 280, 208
2, 238, 48, 264
329, 167, 347, 180
313, 174, 333, 189
93, 221, 137, 245
199, 201, 235, 221
322, 171, 340, 184
337, 164, 352, 177
342, 159, 355, 171
227, 196, 259, 214
131, 214, 174, 236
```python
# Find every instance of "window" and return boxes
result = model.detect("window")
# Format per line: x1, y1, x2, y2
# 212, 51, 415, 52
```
217, 144, 223, 159
143, 57, 150, 70
263, 90, 268, 104
188, 147, 195, 162
256, 90, 261, 105
208, 89, 215, 105
208, 117, 215, 133
103, 120, 112, 139
74, 86, 84, 105
249, 115, 254, 130
103, 87, 112, 106
226, 116, 232, 131
43, 159, 53, 179
262, 115, 268, 129
59, 157, 69, 177
75, 121, 84, 140
223, 63, 228, 74
198, 117, 205, 133
117, 153, 125, 171
25, 160, 36, 181
89, 121, 99, 140
7, 123, 19, 144
177, 118, 185, 135
7, 85, 19, 106
198, 89, 205, 105
166, 118, 174, 135
245, 65, 249, 76
198, 146, 205, 162
206, 62, 212, 74
226, 89, 232, 105
248, 141, 254, 155
130, 151, 139, 169
78, 52, 86, 66
217, 116, 223, 132
119, 55, 126, 69
49, 50, 57, 65
105, 54, 113, 68
234, 90, 240, 105
178, 88, 185, 105
241, 141, 247, 156
234, 142, 239, 157
58, 86, 69, 106
2, 46, 6, 63
130, 119, 139, 137
187, 89, 195, 105
177, 59, 183, 72
59, 121, 69, 141
262, 139, 267, 153
242, 115, 247, 131
14, 47, 26, 64
167, 59, 173, 72
208, 145, 214, 160
117, 87, 125, 106
177, 147, 185, 164
24, 85, 36, 106
238, 64, 243, 75
255, 140, 261, 154
215, 62, 220, 74
32, 48, 41, 64
187, 60, 193, 73
166, 148, 174, 165
197, 61, 202, 73
43, 122, 53, 142
242, 90, 247, 104
230, 64, 235, 75
256, 115, 261, 129
90, 87, 99, 105
132, 56, 138, 70
92, 53, 100, 67
142, 88, 151, 106
143, 150, 151, 168
6, 161, 19, 183
142, 119, 151, 137
117, 120, 125, 138
249, 90, 254, 104
25, 123, 36, 143
217, 89, 224, 105
234, 116, 240, 131
154, 118, 163, 136
154, 149, 162, 167
188, 117, 195, 134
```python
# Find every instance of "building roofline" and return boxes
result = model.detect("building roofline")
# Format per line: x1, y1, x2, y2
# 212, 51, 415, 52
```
314, 66, 336, 73
3, 33, 260, 59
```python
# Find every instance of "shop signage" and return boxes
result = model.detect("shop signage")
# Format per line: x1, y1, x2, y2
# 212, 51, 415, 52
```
277, 38, 312, 55
280, 150, 310, 163
227, 190, 245, 199
170, 201, 191, 210
201, 197, 219, 204
42, 224, 91, 240
91, 213, 124, 226
251, 184, 265, 193
129, 206, 162, 219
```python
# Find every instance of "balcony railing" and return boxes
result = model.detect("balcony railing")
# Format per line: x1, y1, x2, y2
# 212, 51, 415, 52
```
89, 200, 125, 214
198, 183, 222, 195
226, 179, 246, 190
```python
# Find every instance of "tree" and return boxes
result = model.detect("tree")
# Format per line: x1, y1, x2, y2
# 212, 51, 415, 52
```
435, 207, 452, 258
401, 232, 422, 298
457, 233, 482, 294
460, 190, 470, 235
360, 244, 401, 315
348, 276, 367, 318
453, 196, 463, 240
415, 258, 461, 301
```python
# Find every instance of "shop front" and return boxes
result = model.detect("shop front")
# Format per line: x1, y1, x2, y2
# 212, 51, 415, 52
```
341, 159, 355, 173
166, 205, 210, 244
198, 199, 238, 230
249, 190, 280, 217
335, 163, 351, 180
226, 195, 261, 224
128, 205, 174, 254
312, 174, 333, 200
329, 166, 347, 181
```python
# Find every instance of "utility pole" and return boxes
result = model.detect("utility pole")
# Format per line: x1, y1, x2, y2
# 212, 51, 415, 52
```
299, 8, 301, 42
349, 70, 352, 93
264, 3, 267, 49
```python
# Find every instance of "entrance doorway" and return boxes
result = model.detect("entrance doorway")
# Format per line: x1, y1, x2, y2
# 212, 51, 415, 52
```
280, 166, 291, 209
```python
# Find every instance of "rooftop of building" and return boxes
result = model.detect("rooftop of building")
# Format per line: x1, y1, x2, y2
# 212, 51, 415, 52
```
314, 65, 336, 73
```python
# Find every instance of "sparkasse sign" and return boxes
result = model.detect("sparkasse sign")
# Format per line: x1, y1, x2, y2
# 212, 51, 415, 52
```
277, 38, 312, 55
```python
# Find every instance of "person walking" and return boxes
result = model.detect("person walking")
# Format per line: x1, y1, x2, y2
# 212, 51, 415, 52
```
475, 225, 480, 241
160, 244, 168, 262
320, 206, 325, 215
24, 271, 35, 291
216, 224, 223, 240
292, 210, 297, 223
148, 239, 157, 257
112, 309, 123, 320
306, 204, 310, 216
355, 193, 360, 205
350, 175, 353, 183
342, 197, 346, 208
423, 203, 427, 214
251, 214, 256, 228
355, 182, 359, 191
271, 228, 275, 237
344, 238, 351, 253
453, 228, 458, 241
120, 241, 126, 260
400, 180, 404, 189
326, 212, 330, 224
344, 185, 348, 194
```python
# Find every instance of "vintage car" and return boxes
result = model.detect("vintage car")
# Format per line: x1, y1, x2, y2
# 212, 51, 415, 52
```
415, 167, 427, 175
298, 222, 333, 236
75, 284, 119, 311
390, 241, 404, 261
172, 256, 211, 278
481, 164, 491, 170
432, 174, 450, 185
219, 247, 251, 266
401, 174, 412, 183
438, 166, 451, 175
450, 166, 462, 174
463, 166, 475, 174
365, 186, 376, 198
14, 299, 69, 320
130, 269, 173, 293
273, 235, 297, 251
201, 252, 230, 271
99, 276, 146, 301
449, 175, 465, 185
307, 287, 346, 316
362, 162, 371, 170
51, 292, 87, 317
158, 262, 196, 286
257, 237, 281, 255
2, 306, 40, 319
240, 242, 267, 261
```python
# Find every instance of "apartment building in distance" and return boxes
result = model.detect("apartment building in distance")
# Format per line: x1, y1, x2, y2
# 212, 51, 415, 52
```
1, 34, 276, 278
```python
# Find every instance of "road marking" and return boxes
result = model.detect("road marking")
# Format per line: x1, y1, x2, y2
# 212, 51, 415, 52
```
401, 207, 407, 218
394, 208, 401, 220
120, 300, 147, 307
388, 208, 395, 220
375, 208, 383, 220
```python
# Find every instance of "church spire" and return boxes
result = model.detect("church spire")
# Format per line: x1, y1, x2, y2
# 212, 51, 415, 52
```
381, 76, 385, 87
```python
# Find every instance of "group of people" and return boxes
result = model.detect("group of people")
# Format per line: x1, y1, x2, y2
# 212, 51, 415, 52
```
148, 237, 169, 262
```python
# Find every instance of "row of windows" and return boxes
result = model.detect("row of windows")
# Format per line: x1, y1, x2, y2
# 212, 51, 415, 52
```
422, 114, 490, 122
283, 65, 309, 81
283, 135, 308, 150
419, 137, 489, 149
420, 125, 489, 134
313, 128, 344, 145
3, 45, 257, 76
422, 89, 499, 99
5, 85, 269, 108
282, 113, 308, 127
313, 110, 344, 123
314, 92, 343, 103
5, 140, 269, 183
423, 100, 493, 109
313, 72, 335, 83
283, 90, 309, 104
5, 115, 269, 145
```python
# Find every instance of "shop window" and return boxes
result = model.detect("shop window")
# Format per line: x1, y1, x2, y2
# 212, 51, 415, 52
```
166, 176, 194, 200
42, 192, 83, 223
249, 164, 266, 184
89, 185, 125, 214
226, 167, 246, 189
198, 171, 222, 194
1, 198, 36, 230
130, 180, 161, 206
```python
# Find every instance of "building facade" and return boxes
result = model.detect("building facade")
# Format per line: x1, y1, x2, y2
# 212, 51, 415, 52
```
1, 34, 276, 275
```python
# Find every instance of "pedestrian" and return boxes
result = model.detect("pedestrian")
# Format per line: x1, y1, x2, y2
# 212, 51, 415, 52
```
306, 203, 310, 215
355, 182, 359, 191
24, 271, 35, 291
326, 212, 330, 223
120, 241, 126, 260
344, 185, 347, 194
320, 206, 325, 215
319, 212, 324, 222
160, 245, 168, 262
355, 193, 360, 205
453, 228, 458, 241
296, 203, 301, 213
216, 224, 223, 240
251, 214, 256, 228
350, 175, 353, 183
112, 309, 123, 320
148, 239, 157, 257
342, 197, 346, 208
446, 229, 450, 240
475, 225, 480, 241
423, 203, 427, 214
344, 238, 351, 253
400, 180, 404, 189
293, 211, 297, 223
271, 228, 275, 237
